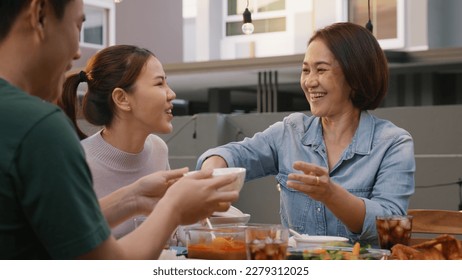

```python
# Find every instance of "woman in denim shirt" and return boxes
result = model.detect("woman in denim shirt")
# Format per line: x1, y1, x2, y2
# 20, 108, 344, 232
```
197, 22, 415, 247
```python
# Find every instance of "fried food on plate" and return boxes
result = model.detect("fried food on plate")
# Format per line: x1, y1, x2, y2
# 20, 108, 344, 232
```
391, 234, 462, 260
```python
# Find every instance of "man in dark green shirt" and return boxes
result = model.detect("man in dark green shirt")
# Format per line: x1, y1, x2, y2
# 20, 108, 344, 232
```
0, 0, 238, 259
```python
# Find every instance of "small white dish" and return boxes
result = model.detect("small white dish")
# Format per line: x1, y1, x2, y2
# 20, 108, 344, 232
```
212, 205, 244, 217
208, 214, 251, 225
294, 235, 349, 247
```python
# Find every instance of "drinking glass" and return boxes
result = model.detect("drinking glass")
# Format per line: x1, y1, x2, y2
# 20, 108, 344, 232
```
376, 215, 413, 250
245, 224, 289, 260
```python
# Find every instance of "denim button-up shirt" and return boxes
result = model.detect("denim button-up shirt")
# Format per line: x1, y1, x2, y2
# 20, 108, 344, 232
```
197, 111, 415, 247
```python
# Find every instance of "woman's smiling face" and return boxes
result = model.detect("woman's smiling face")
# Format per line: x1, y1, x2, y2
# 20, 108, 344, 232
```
300, 39, 354, 118
125, 56, 176, 134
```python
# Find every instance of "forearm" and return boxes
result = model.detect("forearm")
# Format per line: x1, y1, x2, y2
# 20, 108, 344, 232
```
99, 184, 138, 228
324, 183, 366, 233
116, 198, 179, 259
200, 155, 228, 169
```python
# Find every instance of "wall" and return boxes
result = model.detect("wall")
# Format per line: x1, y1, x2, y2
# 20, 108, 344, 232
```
197, 0, 223, 61
405, 0, 428, 51
115, 0, 183, 64
157, 105, 462, 224
428, 0, 462, 49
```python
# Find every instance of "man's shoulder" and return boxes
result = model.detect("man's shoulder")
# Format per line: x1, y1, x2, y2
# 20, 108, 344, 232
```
0, 80, 60, 119
0, 80, 75, 148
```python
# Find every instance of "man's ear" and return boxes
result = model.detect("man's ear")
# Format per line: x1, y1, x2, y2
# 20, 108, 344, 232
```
29, 0, 47, 39
112, 88, 131, 112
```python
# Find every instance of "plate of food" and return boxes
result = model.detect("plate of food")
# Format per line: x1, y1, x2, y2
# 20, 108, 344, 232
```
294, 235, 349, 247
287, 243, 390, 260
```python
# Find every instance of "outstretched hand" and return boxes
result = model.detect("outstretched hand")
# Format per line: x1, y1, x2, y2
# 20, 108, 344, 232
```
287, 161, 366, 233
287, 161, 333, 202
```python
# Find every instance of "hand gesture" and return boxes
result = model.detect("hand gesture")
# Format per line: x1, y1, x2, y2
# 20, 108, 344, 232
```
134, 167, 189, 215
287, 161, 333, 202
162, 169, 239, 225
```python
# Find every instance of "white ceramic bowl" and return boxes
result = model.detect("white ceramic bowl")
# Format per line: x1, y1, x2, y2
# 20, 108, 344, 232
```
212, 167, 246, 191
185, 167, 246, 192
209, 214, 251, 225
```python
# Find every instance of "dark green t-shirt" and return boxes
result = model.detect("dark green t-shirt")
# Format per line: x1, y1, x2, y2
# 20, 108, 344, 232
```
0, 79, 111, 259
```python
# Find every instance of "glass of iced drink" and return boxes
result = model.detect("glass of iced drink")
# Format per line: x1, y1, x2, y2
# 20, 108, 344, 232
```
245, 224, 289, 260
375, 215, 413, 250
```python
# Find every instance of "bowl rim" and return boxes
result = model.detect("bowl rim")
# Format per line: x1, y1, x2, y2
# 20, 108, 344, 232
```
208, 213, 251, 224
293, 235, 349, 243
212, 167, 246, 171
183, 225, 248, 233
184, 167, 246, 177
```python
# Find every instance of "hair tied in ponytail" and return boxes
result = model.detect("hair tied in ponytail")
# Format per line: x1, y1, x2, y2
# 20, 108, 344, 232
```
78, 71, 88, 83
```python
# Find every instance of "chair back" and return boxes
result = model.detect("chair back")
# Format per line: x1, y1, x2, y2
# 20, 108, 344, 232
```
407, 209, 462, 244
407, 209, 462, 235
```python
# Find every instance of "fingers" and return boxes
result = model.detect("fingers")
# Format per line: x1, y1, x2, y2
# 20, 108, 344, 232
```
215, 190, 239, 203
292, 161, 327, 175
288, 172, 322, 186
162, 167, 189, 180
166, 178, 179, 188
215, 202, 232, 212
168, 173, 240, 225
287, 181, 307, 192
185, 171, 238, 190
184, 169, 213, 179
200, 197, 237, 220
290, 161, 327, 187
210, 174, 238, 191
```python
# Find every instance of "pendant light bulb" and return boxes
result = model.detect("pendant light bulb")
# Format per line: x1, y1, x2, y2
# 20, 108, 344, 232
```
242, 8, 254, 35
114, 0, 123, 3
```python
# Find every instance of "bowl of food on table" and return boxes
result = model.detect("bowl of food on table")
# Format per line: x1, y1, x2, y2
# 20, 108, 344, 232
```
185, 225, 247, 260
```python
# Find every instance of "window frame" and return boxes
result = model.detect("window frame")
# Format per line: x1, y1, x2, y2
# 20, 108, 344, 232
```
81, 0, 115, 49
224, 0, 287, 37
340, 0, 405, 49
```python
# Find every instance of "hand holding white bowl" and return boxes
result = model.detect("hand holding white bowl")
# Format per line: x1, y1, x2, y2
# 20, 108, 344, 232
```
185, 167, 246, 192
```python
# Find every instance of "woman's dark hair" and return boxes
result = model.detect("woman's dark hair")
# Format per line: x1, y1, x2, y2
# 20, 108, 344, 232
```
59, 45, 155, 139
0, 0, 72, 42
308, 22, 388, 110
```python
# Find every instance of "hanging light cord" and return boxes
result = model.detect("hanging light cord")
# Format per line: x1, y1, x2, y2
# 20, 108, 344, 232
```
365, 0, 373, 32
368, 0, 371, 21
